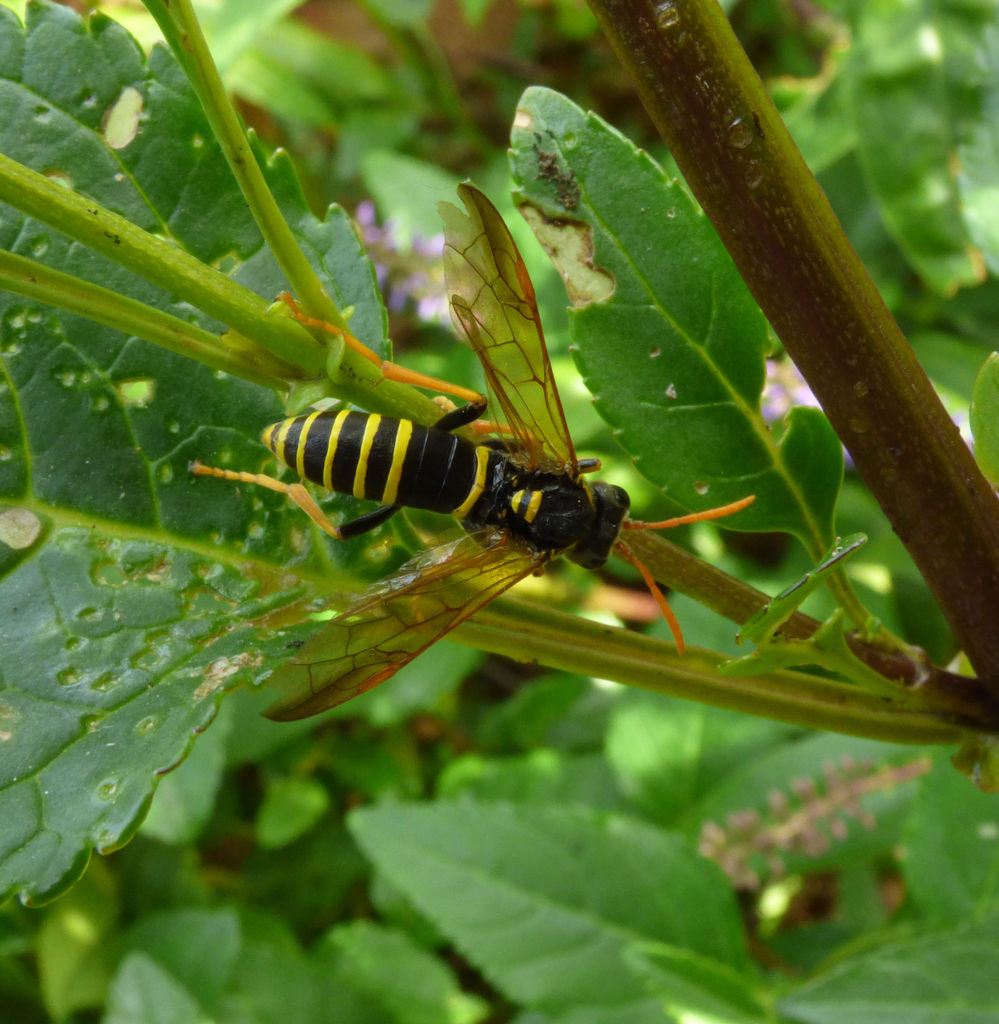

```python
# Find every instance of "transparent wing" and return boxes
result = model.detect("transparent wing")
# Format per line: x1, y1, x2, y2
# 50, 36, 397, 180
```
264, 533, 545, 720
440, 182, 577, 471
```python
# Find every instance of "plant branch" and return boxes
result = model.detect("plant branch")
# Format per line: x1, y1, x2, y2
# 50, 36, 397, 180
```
624, 529, 999, 728
0, 248, 296, 387
455, 599, 967, 744
585, 0, 999, 686
0, 151, 324, 376
140, 0, 344, 328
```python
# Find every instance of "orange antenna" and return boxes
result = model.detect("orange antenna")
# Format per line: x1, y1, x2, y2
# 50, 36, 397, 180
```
615, 540, 686, 653
623, 494, 756, 532
616, 494, 757, 653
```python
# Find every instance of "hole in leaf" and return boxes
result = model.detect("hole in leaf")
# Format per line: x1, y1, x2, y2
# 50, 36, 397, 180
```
116, 378, 155, 407
102, 86, 144, 149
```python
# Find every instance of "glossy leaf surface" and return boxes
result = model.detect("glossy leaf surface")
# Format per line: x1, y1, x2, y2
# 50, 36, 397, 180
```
0, 1, 387, 902
509, 87, 842, 552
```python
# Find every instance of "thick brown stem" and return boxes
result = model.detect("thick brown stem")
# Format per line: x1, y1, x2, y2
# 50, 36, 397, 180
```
586, 0, 999, 687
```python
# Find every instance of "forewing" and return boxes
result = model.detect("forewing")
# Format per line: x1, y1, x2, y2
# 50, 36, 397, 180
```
440, 182, 577, 471
264, 533, 544, 720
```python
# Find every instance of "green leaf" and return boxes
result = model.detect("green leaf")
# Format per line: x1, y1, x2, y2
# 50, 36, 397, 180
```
437, 749, 625, 810
959, 24, 999, 277
509, 86, 843, 554
362, 0, 433, 28
777, 915, 999, 1024
349, 802, 748, 1014
845, 0, 986, 292
626, 943, 770, 1024
737, 534, 867, 645
118, 907, 241, 1010
970, 351, 999, 488
0, 0, 390, 902
139, 699, 233, 845
196, 0, 303, 73
37, 861, 116, 1018
256, 775, 330, 849
361, 151, 456, 247
313, 920, 489, 1024
223, 910, 329, 1021
605, 693, 798, 826
227, 19, 397, 131
104, 952, 209, 1024
903, 752, 999, 924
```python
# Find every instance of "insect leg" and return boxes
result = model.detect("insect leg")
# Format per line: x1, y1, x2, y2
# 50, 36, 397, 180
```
189, 461, 342, 540
337, 504, 399, 538
279, 292, 483, 403
431, 397, 488, 432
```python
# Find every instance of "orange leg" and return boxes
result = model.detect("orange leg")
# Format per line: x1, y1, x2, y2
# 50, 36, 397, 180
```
278, 292, 483, 404
190, 460, 345, 540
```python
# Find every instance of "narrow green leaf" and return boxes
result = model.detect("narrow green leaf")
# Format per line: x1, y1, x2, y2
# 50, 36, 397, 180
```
970, 351, 999, 488
349, 802, 748, 1014
363, 0, 433, 28
509, 86, 842, 553
738, 534, 867, 645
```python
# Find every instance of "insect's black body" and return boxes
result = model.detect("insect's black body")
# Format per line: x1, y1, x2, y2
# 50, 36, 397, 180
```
192, 184, 753, 720
263, 406, 631, 569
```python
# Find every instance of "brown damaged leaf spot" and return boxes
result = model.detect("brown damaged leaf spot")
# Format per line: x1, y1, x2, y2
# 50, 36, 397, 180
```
196, 653, 262, 699
517, 203, 616, 307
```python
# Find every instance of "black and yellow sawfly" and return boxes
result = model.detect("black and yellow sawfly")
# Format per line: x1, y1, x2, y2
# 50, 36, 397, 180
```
193, 184, 754, 720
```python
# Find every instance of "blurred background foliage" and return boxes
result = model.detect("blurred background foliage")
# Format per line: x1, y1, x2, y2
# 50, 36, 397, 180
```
2, 1, 999, 1022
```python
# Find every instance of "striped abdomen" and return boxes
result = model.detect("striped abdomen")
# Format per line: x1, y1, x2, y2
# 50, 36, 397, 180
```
262, 409, 498, 518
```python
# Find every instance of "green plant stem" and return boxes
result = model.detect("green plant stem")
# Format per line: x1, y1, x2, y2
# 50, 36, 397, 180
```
0, 150, 448, 424
585, 0, 999, 686
624, 529, 999, 727
0, 151, 324, 377
455, 600, 966, 744
140, 0, 343, 329
0, 249, 295, 388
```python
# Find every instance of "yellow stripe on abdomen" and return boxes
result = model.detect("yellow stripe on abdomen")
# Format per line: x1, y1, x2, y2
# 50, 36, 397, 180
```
295, 410, 323, 478
322, 409, 351, 491
452, 445, 491, 519
381, 419, 413, 506
352, 414, 383, 499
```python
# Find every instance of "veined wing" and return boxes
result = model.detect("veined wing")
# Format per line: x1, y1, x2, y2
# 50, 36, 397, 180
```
264, 533, 545, 720
439, 182, 577, 472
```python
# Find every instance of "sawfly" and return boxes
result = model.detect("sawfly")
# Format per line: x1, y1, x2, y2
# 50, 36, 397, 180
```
193, 184, 754, 720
